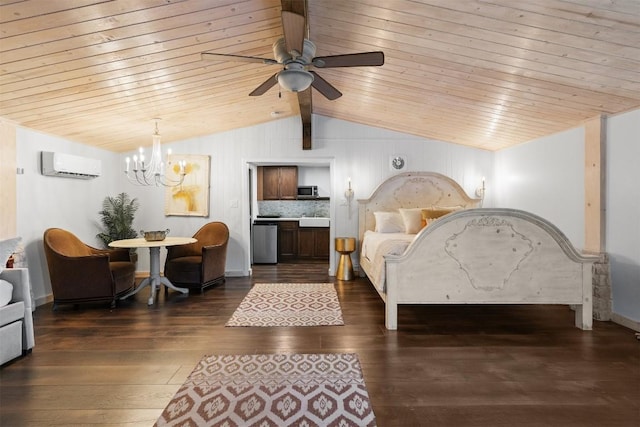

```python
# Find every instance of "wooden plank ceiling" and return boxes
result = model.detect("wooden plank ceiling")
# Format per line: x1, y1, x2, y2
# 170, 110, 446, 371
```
1, 0, 639, 152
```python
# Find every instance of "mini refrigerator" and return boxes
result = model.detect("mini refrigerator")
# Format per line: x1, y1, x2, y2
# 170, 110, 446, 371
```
252, 222, 278, 264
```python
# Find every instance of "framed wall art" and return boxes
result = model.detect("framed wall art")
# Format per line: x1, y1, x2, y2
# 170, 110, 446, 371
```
164, 154, 210, 217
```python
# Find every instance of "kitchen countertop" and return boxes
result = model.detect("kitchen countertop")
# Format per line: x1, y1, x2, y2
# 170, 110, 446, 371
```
254, 216, 331, 227
254, 217, 301, 221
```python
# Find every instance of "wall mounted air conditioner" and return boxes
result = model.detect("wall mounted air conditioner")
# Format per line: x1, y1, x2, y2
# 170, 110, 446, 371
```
41, 151, 101, 179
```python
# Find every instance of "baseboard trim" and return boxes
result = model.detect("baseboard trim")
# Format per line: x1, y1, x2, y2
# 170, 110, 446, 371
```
35, 294, 53, 307
611, 312, 640, 332
225, 270, 244, 277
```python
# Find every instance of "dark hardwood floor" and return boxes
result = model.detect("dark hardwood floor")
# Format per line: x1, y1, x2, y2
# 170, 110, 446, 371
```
1, 264, 638, 426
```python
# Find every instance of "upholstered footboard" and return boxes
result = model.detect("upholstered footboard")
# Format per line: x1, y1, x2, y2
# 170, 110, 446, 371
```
383, 208, 597, 330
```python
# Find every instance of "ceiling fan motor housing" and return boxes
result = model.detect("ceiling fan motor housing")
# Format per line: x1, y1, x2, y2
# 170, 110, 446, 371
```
273, 38, 316, 92
273, 38, 316, 64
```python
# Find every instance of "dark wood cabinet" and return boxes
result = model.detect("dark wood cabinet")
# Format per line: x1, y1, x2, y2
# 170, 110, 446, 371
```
260, 166, 298, 200
277, 221, 298, 262
314, 228, 330, 259
278, 222, 330, 263
262, 167, 280, 200
279, 166, 298, 199
297, 227, 330, 260
298, 228, 314, 258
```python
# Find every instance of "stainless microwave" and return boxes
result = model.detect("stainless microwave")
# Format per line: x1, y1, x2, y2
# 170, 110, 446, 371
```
297, 185, 318, 198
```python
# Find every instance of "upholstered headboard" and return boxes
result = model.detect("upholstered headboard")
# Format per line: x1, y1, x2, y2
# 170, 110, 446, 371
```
357, 171, 482, 244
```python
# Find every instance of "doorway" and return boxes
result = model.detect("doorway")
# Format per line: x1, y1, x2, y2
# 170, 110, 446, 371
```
243, 158, 336, 277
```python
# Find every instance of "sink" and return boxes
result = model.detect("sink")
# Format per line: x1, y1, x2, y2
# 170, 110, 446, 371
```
299, 217, 330, 227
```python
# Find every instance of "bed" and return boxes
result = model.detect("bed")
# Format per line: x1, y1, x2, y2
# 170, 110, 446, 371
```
358, 171, 597, 330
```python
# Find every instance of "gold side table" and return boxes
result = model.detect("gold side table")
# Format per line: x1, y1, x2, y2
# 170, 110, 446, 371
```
335, 237, 356, 281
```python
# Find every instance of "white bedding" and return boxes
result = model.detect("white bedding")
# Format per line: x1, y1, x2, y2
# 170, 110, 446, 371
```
361, 230, 415, 293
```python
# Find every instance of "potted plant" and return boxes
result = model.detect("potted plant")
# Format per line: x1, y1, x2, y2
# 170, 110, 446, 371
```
97, 193, 139, 259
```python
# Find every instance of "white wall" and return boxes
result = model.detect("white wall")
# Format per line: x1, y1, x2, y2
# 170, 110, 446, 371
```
17, 115, 492, 304
298, 166, 330, 197
316, 116, 492, 201
494, 127, 585, 249
16, 128, 121, 305
606, 109, 640, 324
315, 117, 493, 243
494, 109, 640, 326
119, 116, 306, 277
12, 109, 639, 326
123, 116, 492, 277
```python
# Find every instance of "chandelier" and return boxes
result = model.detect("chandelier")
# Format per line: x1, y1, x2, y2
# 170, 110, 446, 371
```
124, 119, 185, 187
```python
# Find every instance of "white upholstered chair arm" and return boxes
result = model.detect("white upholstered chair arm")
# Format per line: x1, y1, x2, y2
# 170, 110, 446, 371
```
0, 268, 35, 350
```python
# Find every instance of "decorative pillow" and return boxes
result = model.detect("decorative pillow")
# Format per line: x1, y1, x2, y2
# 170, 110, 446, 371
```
0, 237, 21, 274
399, 208, 425, 234
374, 211, 405, 233
422, 216, 442, 228
0, 279, 13, 307
421, 208, 457, 221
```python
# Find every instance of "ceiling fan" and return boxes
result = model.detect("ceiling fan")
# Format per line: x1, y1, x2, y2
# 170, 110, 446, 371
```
201, 11, 384, 100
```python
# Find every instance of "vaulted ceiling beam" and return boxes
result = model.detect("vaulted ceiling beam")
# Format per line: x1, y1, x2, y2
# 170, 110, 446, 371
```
281, 0, 312, 150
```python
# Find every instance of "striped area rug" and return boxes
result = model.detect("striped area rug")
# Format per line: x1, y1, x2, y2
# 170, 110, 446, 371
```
225, 283, 344, 327
155, 353, 376, 427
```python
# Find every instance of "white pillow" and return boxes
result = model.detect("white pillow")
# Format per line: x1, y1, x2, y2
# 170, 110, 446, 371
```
0, 279, 13, 307
0, 237, 21, 274
373, 211, 405, 233
399, 208, 424, 234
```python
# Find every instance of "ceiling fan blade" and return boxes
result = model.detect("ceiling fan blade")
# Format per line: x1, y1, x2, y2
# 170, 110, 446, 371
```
281, 10, 305, 55
312, 51, 384, 68
309, 71, 342, 100
249, 73, 279, 96
201, 52, 278, 65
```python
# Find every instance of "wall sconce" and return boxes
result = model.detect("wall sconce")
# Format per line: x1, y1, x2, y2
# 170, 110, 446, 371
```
475, 177, 486, 205
345, 177, 354, 202
345, 177, 355, 218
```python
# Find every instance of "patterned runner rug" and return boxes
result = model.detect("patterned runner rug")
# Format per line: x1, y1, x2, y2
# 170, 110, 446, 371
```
155, 353, 376, 427
226, 283, 344, 327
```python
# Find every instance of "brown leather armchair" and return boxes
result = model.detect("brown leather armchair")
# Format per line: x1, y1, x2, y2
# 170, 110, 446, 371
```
43, 228, 136, 309
164, 222, 229, 293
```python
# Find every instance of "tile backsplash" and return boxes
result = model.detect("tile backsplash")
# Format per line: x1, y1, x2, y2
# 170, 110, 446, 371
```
258, 200, 330, 218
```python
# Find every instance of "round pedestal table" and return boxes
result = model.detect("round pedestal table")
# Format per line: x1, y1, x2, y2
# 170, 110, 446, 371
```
335, 237, 356, 281
109, 236, 196, 305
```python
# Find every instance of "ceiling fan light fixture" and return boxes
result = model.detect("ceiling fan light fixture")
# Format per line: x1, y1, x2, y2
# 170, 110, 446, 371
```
277, 68, 314, 92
